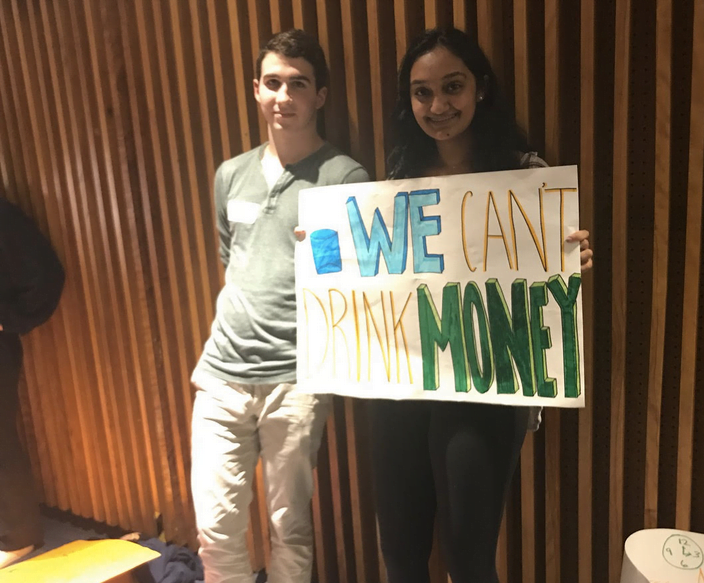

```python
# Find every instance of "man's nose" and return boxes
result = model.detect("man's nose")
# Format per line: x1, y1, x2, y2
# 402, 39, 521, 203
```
276, 85, 292, 103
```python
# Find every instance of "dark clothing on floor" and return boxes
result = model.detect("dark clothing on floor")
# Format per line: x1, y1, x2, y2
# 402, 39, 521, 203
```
135, 538, 204, 583
369, 399, 529, 583
0, 198, 64, 552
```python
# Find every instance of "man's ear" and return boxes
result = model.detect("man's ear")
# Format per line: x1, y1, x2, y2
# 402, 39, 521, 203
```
316, 86, 328, 109
253, 78, 261, 103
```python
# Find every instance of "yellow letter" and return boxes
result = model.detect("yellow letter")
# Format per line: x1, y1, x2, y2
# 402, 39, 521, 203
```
483, 190, 514, 270
302, 289, 329, 376
391, 291, 414, 383
508, 188, 548, 271
461, 190, 477, 272
363, 291, 392, 381
544, 186, 577, 271
352, 290, 361, 381
329, 289, 351, 379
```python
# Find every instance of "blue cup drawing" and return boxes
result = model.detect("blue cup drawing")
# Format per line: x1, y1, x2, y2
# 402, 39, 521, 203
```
310, 229, 343, 274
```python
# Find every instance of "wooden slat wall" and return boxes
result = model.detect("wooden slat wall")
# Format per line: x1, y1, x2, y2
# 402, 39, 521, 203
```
1, 1, 703, 581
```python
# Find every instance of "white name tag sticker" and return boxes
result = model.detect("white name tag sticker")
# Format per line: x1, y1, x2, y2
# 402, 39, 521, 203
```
227, 200, 260, 224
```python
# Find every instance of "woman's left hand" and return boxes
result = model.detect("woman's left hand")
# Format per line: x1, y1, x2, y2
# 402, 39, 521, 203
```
566, 230, 593, 272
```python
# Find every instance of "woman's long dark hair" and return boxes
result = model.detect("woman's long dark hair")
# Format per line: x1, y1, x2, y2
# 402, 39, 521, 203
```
387, 27, 531, 179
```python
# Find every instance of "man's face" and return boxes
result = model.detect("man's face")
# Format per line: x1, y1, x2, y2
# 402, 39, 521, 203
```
253, 52, 327, 133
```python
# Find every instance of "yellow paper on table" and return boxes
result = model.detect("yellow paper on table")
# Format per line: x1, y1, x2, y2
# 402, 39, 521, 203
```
0, 539, 160, 583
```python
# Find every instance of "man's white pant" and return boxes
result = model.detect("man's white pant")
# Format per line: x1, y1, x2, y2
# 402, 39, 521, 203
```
190, 371, 330, 583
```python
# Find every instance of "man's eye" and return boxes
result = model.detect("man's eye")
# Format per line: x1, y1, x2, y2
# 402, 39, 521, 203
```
266, 80, 281, 90
292, 81, 306, 89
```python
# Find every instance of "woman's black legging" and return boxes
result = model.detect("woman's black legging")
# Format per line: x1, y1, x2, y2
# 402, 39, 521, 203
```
369, 399, 529, 583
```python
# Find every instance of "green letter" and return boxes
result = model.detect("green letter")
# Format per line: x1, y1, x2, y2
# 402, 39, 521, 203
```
417, 283, 470, 392
463, 282, 494, 393
486, 279, 536, 395
547, 274, 582, 398
529, 282, 557, 397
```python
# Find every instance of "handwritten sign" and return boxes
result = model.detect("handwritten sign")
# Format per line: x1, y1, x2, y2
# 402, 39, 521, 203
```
296, 166, 584, 407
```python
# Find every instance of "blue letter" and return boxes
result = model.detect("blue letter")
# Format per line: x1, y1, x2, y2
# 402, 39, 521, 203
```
309, 229, 342, 274
409, 189, 444, 273
346, 193, 409, 277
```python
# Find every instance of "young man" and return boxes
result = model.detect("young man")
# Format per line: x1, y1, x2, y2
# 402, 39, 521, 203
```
190, 30, 369, 583
0, 197, 64, 569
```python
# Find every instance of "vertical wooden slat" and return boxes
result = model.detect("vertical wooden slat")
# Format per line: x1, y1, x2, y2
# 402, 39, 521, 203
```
544, 1, 562, 581
48, 0, 121, 523
579, 1, 596, 582
513, 3, 537, 580
174, 0, 217, 330
345, 400, 378, 582
247, 0, 271, 142
610, 0, 632, 579
366, 0, 395, 179
99, 0, 180, 535
513, 0, 531, 138
312, 429, 338, 583
476, 0, 505, 87
544, 0, 560, 164
675, 0, 704, 531
117, 0, 188, 541
23, 0, 95, 521
68, 0, 133, 529
394, 0, 411, 65
227, 0, 257, 152
142, 0, 200, 525
339, 0, 375, 172
496, 514, 508, 582
292, 0, 317, 32
453, 0, 467, 30
270, 0, 294, 32
644, 0, 672, 530
425, 0, 440, 28
84, 0, 158, 531
326, 400, 354, 583
393, 0, 423, 66
36, 0, 105, 523
315, 0, 350, 152
131, 0, 195, 533
207, 0, 233, 159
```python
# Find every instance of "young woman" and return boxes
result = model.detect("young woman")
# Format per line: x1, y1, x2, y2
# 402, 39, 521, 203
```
369, 27, 593, 583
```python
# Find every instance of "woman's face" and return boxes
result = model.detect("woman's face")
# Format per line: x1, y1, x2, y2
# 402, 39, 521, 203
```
409, 46, 481, 142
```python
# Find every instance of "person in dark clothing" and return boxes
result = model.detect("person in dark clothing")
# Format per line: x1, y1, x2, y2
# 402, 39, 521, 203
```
0, 197, 64, 569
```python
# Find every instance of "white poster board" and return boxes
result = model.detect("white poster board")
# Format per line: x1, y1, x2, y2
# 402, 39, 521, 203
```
296, 165, 584, 407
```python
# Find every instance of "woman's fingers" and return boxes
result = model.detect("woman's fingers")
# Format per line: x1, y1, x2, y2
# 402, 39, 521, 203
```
566, 229, 590, 243
580, 248, 594, 272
